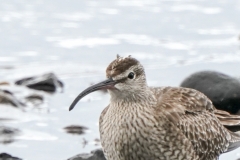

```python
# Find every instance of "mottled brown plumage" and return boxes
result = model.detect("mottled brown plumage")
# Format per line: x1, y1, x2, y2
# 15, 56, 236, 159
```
69, 55, 240, 160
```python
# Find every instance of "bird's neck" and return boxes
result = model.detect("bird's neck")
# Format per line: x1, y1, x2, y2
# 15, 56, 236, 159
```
109, 88, 157, 109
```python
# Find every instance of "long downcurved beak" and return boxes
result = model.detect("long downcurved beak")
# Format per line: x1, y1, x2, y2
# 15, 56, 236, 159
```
69, 78, 117, 111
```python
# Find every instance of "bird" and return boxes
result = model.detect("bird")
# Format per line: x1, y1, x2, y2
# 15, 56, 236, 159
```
69, 55, 240, 160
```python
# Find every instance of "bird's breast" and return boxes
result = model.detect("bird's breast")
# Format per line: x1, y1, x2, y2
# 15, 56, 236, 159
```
100, 106, 167, 160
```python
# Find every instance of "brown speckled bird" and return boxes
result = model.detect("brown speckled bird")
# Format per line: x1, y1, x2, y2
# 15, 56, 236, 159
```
69, 55, 240, 160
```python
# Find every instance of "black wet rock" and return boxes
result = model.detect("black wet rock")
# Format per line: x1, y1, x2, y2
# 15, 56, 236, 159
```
67, 149, 106, 160
64, 125, 88, 135
0, 90, 24, 107
0, 126, 20, 144
0, 153, 22, 160
15, 73, 63, 92
225, 125, 240, 132
180, 71, 240, 114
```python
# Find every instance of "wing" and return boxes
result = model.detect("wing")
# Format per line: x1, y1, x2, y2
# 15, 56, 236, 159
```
214, 109, 240, 132
152, 87, 234, 159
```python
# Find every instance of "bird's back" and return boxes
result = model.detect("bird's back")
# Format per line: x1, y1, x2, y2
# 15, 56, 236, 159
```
151, 86, 240, 160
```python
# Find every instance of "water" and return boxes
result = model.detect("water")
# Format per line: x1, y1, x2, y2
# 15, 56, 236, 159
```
0, 0, 240, 159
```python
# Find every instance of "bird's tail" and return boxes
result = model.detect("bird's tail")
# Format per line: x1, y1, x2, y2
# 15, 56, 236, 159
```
214, 109, 240, 152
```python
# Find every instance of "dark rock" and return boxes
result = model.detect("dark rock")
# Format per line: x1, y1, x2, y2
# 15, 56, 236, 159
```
15, 73, 63, 92
67, 149, 106, 160
25, 94, 44, 106
180, 71, 240, 114
0, 126, 20, 144
64, 125, 88, 135
0, 153, 22, 160
225, 125, 240, 132
0, 89, 44, 108
0, 89, 24, 107
25, 94, 43, 101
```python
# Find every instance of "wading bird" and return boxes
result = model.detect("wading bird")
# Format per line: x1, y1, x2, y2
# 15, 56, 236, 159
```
69, 55, 240, 160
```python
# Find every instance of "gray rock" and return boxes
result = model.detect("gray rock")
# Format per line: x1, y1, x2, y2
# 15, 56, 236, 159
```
0, 90, 23, 107
64, 125, 88, 135
0, 126, 20, 144
180, 71, 240, 114
15, 73, 63, 92
24, 93, 44, 106
68, 149, 106, 160
0, 153, 22, 160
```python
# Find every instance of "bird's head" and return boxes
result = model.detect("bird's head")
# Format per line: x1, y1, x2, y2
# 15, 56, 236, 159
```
69, 55, 147, 111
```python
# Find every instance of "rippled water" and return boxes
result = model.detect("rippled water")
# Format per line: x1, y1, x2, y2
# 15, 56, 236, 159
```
0, 0, 240, 160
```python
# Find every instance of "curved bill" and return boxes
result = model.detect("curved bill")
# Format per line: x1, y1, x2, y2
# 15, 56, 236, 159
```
69, 78, 117, 111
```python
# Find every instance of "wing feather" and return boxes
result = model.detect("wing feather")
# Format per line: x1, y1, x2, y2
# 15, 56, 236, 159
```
153, 87, 233, 159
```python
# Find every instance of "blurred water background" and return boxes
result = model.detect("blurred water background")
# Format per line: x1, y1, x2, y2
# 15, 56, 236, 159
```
0, 0, 240, 160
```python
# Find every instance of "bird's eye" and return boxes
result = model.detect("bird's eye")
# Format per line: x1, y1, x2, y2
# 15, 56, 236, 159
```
128, 72, 135, 79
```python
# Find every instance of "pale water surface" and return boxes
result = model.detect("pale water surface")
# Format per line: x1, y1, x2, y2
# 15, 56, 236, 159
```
0, 0, 240, 160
